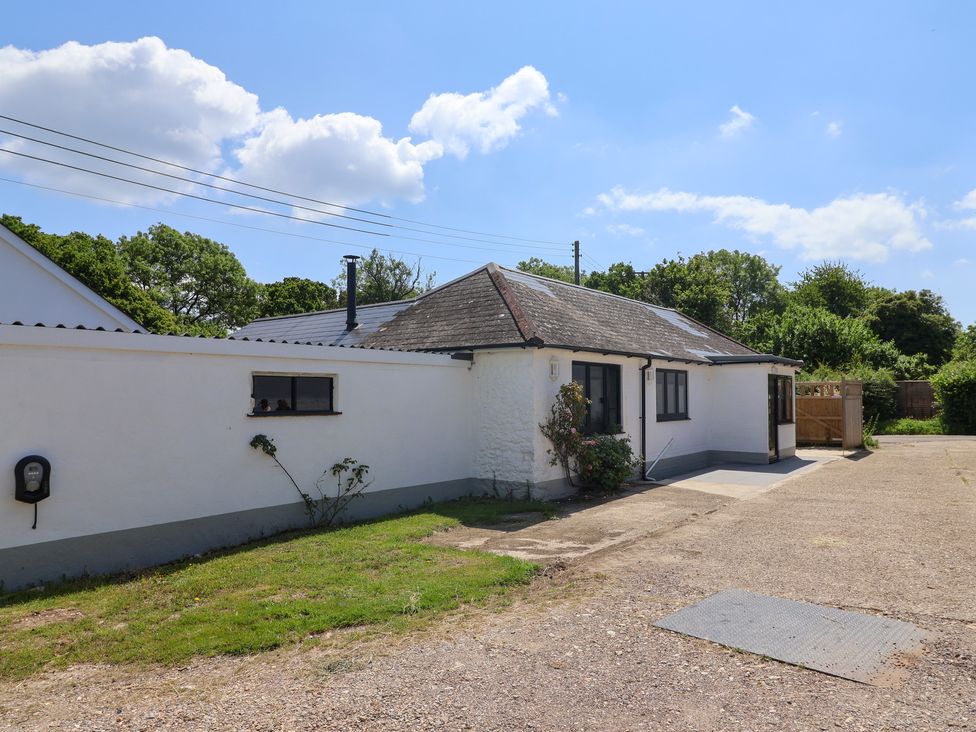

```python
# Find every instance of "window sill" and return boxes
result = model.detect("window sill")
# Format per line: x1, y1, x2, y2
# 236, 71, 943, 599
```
248, 410, 343, 417
656, 415, 690, 423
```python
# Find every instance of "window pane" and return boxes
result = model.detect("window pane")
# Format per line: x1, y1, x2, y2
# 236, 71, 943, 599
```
296, 376, 332, 412
666, 372, 677, 416
253, 375, 292, 412
572, 363, 586, 386
656, 372, 665, 416
677, 372, 686, 415
606, 366, 620, 430
589, 367, 605, 427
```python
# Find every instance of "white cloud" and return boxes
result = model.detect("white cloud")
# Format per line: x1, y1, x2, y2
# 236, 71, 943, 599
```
0, 37, 260, 204
954, 189, 976, 210
605, 223, 646, 237
921, 269, 935, 279
594, 186, 931, 262
408, 66, 556, 159
955, 258, 972, 265
825, 121, 843, 138
941, 190, 976, 230
0, 38, 554, 207
233, 110, 443, 207
719, 105, 756, 138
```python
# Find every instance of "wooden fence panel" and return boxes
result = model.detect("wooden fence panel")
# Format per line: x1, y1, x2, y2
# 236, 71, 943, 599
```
796, 381, 863, 448
896, 380, 937, 419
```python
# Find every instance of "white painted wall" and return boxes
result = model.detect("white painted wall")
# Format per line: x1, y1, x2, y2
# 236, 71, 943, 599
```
470, 348, 537, 485
530, 350, 642, 485
645, 362, 716, 460
0, 326, 472, 552
1, 325, 800, 559
0, 226, 141, 331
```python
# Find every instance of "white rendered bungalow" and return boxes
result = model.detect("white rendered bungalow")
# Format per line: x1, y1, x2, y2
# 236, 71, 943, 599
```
1, 247, 799, 588
236, 262, 801, 497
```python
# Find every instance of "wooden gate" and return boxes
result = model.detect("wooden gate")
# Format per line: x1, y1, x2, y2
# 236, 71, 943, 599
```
796, 381, 863, 449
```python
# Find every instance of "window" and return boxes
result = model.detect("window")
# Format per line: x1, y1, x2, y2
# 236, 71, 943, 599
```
656, 369, 689, 421
250, 374, 337, 416
773, 375, 793, 424
571, 361, 622, 434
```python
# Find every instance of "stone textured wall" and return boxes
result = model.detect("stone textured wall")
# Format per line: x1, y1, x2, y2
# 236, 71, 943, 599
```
470, 349, 537, 486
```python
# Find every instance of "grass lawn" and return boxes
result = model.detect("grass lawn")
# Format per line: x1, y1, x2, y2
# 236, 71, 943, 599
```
875, 417, 946, 435
0, 499, 554, 681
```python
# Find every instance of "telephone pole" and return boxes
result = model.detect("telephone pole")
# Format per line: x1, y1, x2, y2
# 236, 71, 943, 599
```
573, 240, 580, 285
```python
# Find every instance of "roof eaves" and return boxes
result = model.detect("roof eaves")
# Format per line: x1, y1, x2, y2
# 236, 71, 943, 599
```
707, 354, 804, 367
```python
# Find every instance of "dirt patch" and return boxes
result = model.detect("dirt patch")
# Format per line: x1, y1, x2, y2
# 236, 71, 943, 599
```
8, 607, 84, 631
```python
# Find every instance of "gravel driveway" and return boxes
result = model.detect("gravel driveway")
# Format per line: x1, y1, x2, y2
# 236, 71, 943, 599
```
3, 439, 974, 731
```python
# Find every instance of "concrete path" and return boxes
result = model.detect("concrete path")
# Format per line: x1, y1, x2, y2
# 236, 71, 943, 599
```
427, 449, 838, 563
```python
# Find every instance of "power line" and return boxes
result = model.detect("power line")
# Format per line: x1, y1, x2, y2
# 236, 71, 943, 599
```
0, 146, 390, 237
0, 113, 569, 247
0, 127, 568, 253
0, 175, 567, 266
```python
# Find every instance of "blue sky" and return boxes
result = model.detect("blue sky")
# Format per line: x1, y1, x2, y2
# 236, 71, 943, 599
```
1, 1, 974, 323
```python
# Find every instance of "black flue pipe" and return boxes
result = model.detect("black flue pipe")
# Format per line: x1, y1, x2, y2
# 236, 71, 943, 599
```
344, 255, 361, 331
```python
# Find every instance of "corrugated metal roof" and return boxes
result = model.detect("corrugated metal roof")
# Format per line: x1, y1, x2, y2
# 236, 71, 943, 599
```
232, 301, 412, 346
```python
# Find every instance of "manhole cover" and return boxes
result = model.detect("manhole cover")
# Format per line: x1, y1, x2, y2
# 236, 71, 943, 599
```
654, 589, 926, 685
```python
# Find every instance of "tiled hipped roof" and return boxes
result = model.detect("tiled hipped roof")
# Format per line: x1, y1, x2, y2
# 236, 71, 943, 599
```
234, 264, 801, 366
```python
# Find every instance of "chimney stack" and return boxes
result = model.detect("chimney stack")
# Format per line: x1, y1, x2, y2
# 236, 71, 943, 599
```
344, 255, 361, 331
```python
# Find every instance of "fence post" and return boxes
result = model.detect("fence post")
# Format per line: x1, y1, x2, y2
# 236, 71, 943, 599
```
842, 380, 864, 449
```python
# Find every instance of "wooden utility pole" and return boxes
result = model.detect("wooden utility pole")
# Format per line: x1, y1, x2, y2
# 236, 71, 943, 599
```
573, 240, 580, 285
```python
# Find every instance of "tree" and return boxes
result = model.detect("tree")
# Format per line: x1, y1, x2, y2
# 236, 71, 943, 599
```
866, 289, 959, 366
118, 224, 259, 334
1, 214, 179, 333
738, 303, 894, 370
516, 257, 576, 283
258, 277, 338, 318
790, 261, 873, 318
642, 255, 731, 331
583, 262, 642, 299
334, 249, 435, 305
954, 324, 976, 362
700, 249, 785, 325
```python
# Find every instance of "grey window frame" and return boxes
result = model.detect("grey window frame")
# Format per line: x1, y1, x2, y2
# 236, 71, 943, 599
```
656, 368, 689, 422
571, 361, 623, 434
249, 374, 340, 417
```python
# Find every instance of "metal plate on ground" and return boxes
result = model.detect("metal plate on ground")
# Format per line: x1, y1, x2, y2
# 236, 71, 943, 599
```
654, 589, 926, 685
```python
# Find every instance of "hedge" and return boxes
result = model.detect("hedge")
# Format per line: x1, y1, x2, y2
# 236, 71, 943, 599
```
932, 360, 976, 434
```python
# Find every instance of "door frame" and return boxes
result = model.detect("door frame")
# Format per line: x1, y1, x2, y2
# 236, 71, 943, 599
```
767, 375, 780, 463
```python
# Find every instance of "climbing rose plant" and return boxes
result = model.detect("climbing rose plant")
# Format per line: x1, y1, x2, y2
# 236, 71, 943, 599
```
540, 382, 589, 484
540, 382, 642, 492
576, 434, 643, 492
249, 434, 372, 527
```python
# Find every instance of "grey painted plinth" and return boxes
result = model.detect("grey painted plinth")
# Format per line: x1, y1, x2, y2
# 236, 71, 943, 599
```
646, 449, 770, 480
0, 478, 476, 592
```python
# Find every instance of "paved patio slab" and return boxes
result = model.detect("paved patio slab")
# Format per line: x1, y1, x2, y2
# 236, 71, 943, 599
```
652, 450, 837, 500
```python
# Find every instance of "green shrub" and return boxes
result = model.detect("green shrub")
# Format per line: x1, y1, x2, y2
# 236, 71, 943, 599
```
932, 360, 976, 434
875, 417, 945, 436
576, 434, 642, 492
